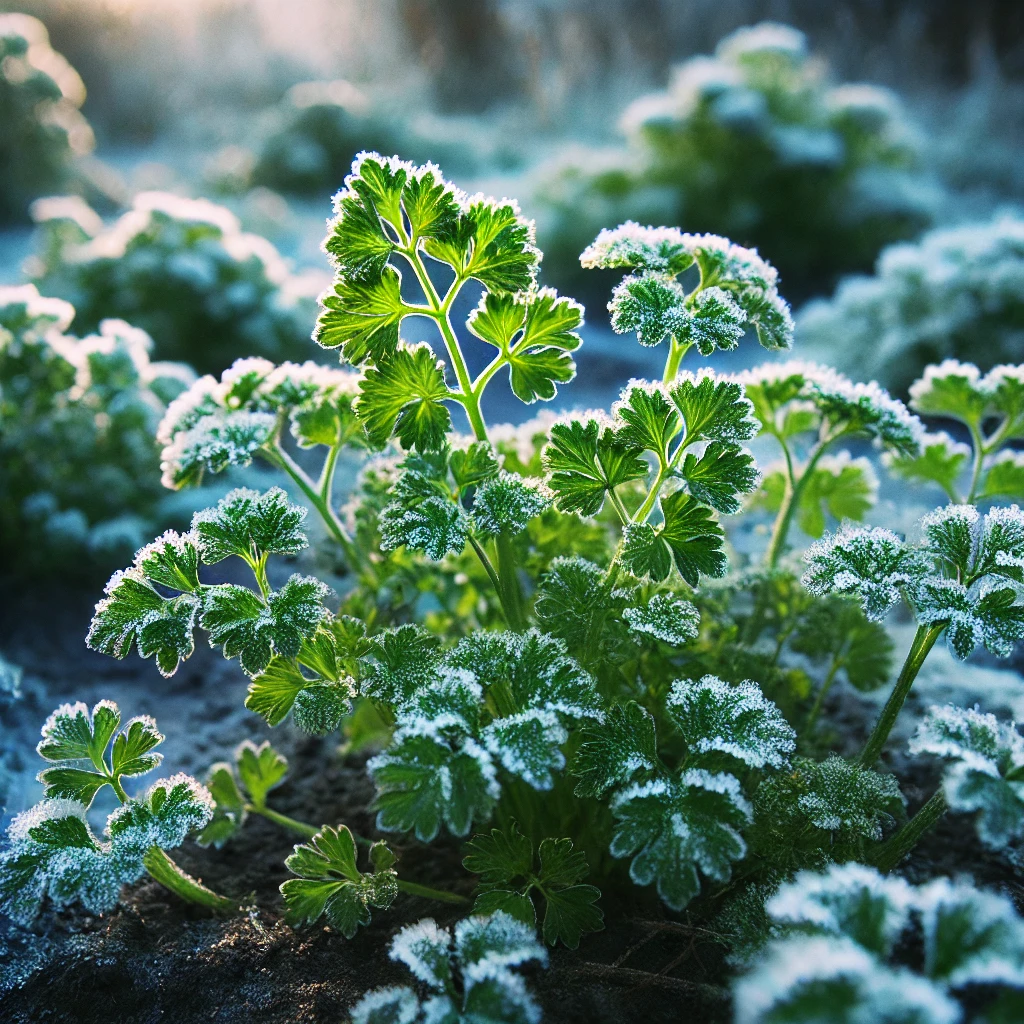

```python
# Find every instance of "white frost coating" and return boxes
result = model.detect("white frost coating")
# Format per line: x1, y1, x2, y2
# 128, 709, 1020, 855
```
716, 21, 806, 61
0, 283, 76, 333
133, 528, 198, 569
460, 961, 542, 1024
481, 707, 567, 790
388, 917, 451, 990
454, 910, 547, 970
156, 373, 221, 445
680, 767, 754, 822
160, 410, 276, 488
349, 985, 420, 1024
7, 798, 89, 842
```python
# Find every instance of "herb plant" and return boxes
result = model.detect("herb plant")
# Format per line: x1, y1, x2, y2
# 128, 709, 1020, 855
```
0, 283, 195, 576
26, 192, 324, 374
2, 151, 1017, 1021
0, 14, 94, 223
799, 212, 1024, 393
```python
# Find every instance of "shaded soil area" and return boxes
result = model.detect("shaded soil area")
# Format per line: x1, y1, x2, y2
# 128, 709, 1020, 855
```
1, 584, 1021, 1023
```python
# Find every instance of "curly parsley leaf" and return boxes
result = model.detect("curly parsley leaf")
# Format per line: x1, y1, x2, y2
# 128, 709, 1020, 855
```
192, 487, 308, 564
572, 701, 659, 799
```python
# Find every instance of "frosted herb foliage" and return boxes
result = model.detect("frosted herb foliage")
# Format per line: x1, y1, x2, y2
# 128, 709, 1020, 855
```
738, 360, 923, 565
0, 284, 195, 575
910, 704, 1024, 852
27, 191, 324, 373
734, 864, 1024, 1024
534, 20, 933, 298
800, 213, 1024, 392
886, 359, 1024, 505
0, 700, 219, 924
0, 14, 94, 222
350, 911, 547, 1024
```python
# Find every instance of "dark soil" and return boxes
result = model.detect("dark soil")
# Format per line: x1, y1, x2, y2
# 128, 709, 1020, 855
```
1, 583, 1021, 1024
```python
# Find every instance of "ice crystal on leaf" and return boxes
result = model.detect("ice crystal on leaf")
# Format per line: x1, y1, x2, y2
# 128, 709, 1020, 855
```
734, 864, 1024, 1023
160, 410, 276, 488
910, 704, 1024, 850
622, 592, 700, 646
463, 821, 604, 948
884, 431, 973, 501
280, 825, 398, 938
350, 911, 547, 1024
915, 577, 1024, 661
192, 487, 308, 564
471, 473, 551, 538
665, 675, 796, 770
572, 701, 660, 799
802, 525, 929, 622
609, 773, 752, 911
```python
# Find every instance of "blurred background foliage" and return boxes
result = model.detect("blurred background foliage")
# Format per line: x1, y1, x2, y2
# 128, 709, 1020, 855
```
1, 0, 1023, 576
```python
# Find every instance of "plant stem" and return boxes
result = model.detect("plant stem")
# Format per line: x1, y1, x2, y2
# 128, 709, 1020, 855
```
248, 804, 319, 839
397, 879, 469, 905
804, 659, 841, 733
871, 789, 947, 872
494, 533, 527, 631
142, 847, 236, 912
765, 438, 830, 568
860, 623, 944, 766
318, 441, 341, 504
662, 337, 691, 383
967, 421, 986, 504
265, 441, 362, 572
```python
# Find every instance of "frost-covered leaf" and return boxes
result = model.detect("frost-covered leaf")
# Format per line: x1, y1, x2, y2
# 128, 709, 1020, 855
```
915, 578, 1024, 661
134, 530, 200, 592
666, 371, 760, 444
350, 986, 421, 1024
977, 505, 1024, 584
380, 494, 468, 561
610, 772, 752, 911
612, 381, 681, 459
357, 344, 452, 452
468, 288, 583, 404
361, 624, 443, 707
666, 676, 796, 770
802, 525, 929, 622
733, 934, 960, 1024
201, 574, 331, 677
909, 359, 989, 428
910, 704, 1024, 850
580, 222, 696, 275
620, 490, 727, 586
766, 863, 915, 958
608, 272, 688, 347
678, 441, 759, 515
542, 416, 647, 517
281, 824, 398, 938
389, 917, 453, 991
885, 432, 971, 500
87, 569, 200, 677
0, 800, 135, 925
160, 411, 276, 489
107, 773, 214, 855
316, 266, 407, 366
472, 472, 550, 537
192, 486, 308, 564
454, 195, 540, 293
292, 682, 353, 735
917, 877, 1024, 988
623, 592, 700, 646
572, 701, 659, 798
678, 286, 748, 356
369, 727, 499, 842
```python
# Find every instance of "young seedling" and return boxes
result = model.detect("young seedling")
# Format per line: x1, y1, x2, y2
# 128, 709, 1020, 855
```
0, 700, 231, 922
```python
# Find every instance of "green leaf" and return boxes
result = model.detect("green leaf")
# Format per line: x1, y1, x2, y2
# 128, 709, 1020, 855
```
449, 441, 500, 490
324, 184, 394, 282
909, 360, 988, 427
623, 592, 700, 646
666, 676, 796, 770
236, 739, 288, 808
293, 682, 353, 735
543, 417, 648, 517
472, 472, 550, 537
196, 762, 246, 848
667, 371, 760, 444
357, 343, 452, 452
37, 699, 120, 765
370, 731, 499, 842
885, 432, 970, 499
472, 888, 537, 926
610, 772, 752, 911
542, 884, 604, 950
87, 569, 200, 677
110, 716, 165, 779
134, 531, 200, 592
679, 441, 759, 515
608, 272, 688, 347
315, 266, 407, 366
982, 451, 1024, 501
573, 701, 659, 798
463, 821, 533, 884
613, 382, 681, 459
460, 196, 539, 293
379, 493, 468, 560
537, 836, 588, 888
245, 656, 308, 726
362, 624, 443, 707
192, 487, 308, 565
281, 824, 398, 938
621, 490, 727, 586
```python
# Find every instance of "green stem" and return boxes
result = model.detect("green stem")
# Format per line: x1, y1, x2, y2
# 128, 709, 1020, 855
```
318, 442, 341, 504
495, 533, 528, 631
662, 337, 691, 383
142, 847, 236, 912
265, 442, 362, 573
871, 789, 947, 872
397, 879, 469, 905
860, 623, 944, 766
468, 533, 520, 627
804, 659, 841, 733
248, 804, 319, 840
765, 438, 830, 568
607, 487, 632, 527
967, 422, 986, 504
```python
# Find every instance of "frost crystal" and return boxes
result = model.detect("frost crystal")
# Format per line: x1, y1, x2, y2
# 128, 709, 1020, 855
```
802, 525, 928, 621
623, 593, 700, 646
